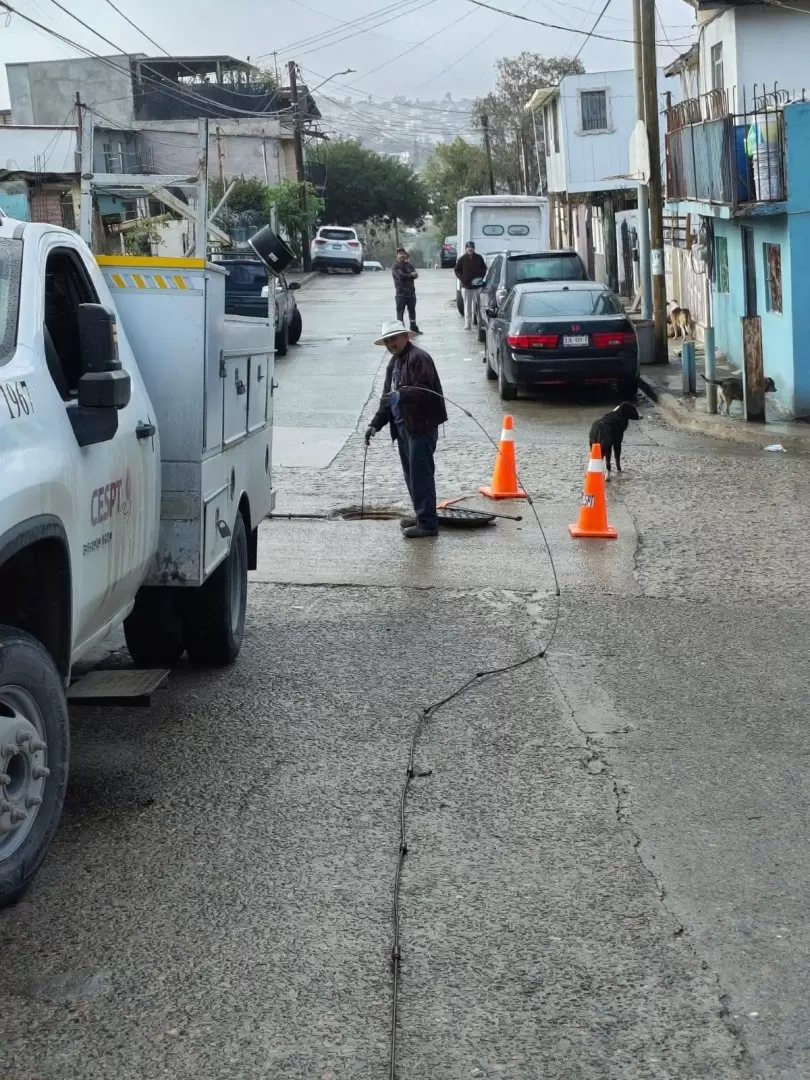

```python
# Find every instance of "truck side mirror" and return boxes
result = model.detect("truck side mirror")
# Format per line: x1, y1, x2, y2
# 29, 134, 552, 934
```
68, 304, 131, 447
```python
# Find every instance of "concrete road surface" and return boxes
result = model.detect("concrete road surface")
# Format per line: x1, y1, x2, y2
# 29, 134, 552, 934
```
2, 268, 809, 1080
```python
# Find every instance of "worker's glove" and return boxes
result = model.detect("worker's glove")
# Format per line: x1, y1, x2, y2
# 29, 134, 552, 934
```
364, 426, 375, 446
380, 390, 400, 410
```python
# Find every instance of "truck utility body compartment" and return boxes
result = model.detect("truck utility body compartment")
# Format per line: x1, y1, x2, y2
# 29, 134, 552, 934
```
97, 256, 275, 586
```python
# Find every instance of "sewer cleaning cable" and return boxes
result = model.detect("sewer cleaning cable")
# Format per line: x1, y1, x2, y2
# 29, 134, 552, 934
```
382, 387, 562, 1078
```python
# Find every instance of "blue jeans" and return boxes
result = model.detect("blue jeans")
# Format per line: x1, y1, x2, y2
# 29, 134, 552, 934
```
395, 422, 438, 531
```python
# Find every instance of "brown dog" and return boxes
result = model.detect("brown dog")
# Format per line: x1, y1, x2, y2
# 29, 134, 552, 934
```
667, 305, 693, 340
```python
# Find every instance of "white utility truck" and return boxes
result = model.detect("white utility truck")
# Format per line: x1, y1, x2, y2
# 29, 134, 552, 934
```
455, 195, 550, 314
0, 216, 275, 904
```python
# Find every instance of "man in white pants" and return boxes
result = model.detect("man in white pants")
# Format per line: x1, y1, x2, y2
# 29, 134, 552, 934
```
454, 241, 487, 330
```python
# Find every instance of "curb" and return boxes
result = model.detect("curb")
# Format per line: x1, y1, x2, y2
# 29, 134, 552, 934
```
639, 376, 810, 453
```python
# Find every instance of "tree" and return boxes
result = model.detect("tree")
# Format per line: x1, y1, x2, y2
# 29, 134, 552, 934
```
309, 139, 428, 227
422, 138, 490, 235
264, 180, 324, 256
474, 53, 585, 194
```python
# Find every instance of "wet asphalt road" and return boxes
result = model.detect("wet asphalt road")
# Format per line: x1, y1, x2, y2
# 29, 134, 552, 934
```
2, 269, 809, 1079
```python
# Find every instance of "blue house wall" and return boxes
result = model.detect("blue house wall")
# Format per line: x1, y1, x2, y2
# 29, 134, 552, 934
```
711, 101, 810, 418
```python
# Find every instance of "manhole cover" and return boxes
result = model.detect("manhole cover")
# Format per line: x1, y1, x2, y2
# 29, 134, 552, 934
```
437, 507, 496, 529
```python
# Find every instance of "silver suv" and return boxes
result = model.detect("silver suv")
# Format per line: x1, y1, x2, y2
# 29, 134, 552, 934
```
311, 225, 364, 273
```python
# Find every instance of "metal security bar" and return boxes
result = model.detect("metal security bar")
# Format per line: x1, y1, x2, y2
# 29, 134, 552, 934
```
665, 84, 800, 206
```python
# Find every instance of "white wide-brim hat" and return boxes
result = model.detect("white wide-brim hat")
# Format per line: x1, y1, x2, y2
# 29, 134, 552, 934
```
374, 320, 416, 346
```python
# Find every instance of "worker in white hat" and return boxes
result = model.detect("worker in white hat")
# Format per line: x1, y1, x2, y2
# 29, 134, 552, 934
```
365, 321, 448, 538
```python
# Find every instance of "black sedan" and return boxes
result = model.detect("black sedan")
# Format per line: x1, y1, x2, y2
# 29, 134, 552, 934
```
483, 281, 638, 401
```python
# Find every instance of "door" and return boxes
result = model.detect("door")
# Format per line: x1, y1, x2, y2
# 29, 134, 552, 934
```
490, 290, 515, 375
42, 240, 159, 649
742, 226, 757, 316
481, 255, 502, 332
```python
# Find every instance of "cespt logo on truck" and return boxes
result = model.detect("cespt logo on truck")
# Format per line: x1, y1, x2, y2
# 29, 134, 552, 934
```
90, 469, 133, 526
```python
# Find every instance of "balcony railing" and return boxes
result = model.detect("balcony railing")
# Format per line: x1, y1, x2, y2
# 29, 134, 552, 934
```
665, 85, 799, 207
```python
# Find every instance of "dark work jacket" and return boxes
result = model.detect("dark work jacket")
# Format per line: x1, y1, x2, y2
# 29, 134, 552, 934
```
370, 342, 448, 439
392, 260, 417, 296
454, 251, 487, 287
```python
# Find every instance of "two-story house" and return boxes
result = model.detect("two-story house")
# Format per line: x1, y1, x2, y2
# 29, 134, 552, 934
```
664, 0, 810, 418
526, 68, 675, 297
0, 54, 318, 253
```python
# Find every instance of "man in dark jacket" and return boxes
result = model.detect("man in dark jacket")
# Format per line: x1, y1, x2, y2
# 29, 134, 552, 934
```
365, 320, 448, 539
391, 248, 420, 334
454, 241, 487, 331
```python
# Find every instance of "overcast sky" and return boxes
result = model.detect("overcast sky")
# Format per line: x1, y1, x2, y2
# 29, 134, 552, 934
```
0, 0, 697, 110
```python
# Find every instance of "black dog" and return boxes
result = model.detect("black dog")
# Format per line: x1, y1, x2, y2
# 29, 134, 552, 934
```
588, 402, 640, 479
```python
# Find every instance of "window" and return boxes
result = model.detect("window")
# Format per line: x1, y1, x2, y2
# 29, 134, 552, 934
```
580, 90, 608, 133
507, 224, 530, 236
0, 238, 22, 366
484, 256, 502, 288
44, 248, 101, 399
481, 224, 504, 236
508, 255, 588, 286
319, 227, 355, 241
500, 291, 515, 317
518, 288, 622, 317
550, 98, 560, 153
764, 242, 783, 313
710, 43, 724, 92
715, 236, 729, 294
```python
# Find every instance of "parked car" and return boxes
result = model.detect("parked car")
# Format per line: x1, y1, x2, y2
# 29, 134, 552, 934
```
222, 256, 271, 319
440, 235, 457, 268
260, 275, 302, 355
476, 249, 588, 342
363, 260, 384, 271
483, 281, 638, 401
311, 225, 364, 273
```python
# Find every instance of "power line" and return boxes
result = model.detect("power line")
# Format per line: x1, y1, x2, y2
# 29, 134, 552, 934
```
462, 0, 695, 45
296, 0, 440, 58
259, 0, 436, 60
281, 0, 425, 46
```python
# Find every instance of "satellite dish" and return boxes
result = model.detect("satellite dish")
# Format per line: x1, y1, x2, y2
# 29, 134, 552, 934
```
628, 120, 651, 184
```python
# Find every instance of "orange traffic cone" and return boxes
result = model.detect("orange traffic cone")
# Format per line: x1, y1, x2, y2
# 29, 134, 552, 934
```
479, 415, 527, 500
568, 443, 618, 539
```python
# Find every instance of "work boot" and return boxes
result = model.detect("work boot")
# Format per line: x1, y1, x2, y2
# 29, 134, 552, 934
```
399, 516, 417, 530
403, 524, 438, 539
410, 322, 421, 334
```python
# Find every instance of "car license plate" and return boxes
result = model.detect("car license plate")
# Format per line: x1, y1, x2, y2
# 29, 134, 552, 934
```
331, 243, 342, 250
563, 334, 589, 347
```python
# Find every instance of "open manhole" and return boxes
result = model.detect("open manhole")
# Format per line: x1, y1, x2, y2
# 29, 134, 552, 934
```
332, 505, 403, 521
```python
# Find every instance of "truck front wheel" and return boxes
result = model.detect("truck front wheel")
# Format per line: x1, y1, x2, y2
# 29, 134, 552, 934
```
182, 511, 248, 667
124, 589, 185, 667
0, 626, 69, 908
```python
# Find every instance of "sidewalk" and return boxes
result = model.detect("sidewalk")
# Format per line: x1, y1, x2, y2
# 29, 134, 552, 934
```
637, 336, 810, 453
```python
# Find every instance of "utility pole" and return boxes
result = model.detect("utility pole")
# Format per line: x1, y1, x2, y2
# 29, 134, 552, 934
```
641, 0, 668, 361
215, 125, 225, 194
78, 96, 93, 246
632, 0, 652, 322
288, 60, 311, 272
480, 113, 496, 195
194, 117, 209, 259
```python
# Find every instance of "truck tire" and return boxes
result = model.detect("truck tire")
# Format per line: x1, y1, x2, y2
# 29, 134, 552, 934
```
289, 307, 303, 345
182, 511, 248, 667
275, 319, 289, 357
456, 291, 464, 316
124, 589, 185, 667
0, 626, 69, 908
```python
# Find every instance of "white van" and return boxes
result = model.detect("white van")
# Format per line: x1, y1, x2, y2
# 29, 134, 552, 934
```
455, 195, 550, 313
